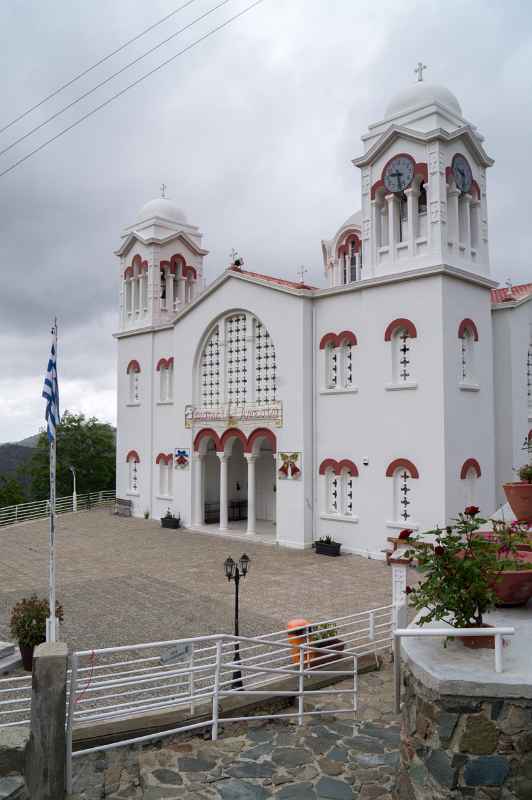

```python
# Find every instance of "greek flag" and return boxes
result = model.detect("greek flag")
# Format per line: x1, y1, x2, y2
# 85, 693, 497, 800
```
42, 336, 60, 442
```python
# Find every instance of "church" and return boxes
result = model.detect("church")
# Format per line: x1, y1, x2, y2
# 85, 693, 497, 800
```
114, 74, 532, 559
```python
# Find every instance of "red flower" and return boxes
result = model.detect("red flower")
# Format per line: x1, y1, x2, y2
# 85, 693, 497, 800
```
434, 546, 445, 556
464, 506, 480, 517
398, 529, 413, 540
405, 585, 413, 595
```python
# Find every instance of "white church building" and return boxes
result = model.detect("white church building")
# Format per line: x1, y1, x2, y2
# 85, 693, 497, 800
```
115, 77, 532, 558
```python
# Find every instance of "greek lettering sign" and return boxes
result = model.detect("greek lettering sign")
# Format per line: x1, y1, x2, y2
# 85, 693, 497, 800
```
185, 401, 282, 428
159, 642, 192, 665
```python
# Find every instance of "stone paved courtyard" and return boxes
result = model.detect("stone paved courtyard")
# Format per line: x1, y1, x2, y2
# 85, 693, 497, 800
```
71, 666, 399, 799
0, 509, 400, 651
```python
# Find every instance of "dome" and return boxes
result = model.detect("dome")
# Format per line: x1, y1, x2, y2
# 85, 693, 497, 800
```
385, 82, 462, 118
137, 197, 187, 224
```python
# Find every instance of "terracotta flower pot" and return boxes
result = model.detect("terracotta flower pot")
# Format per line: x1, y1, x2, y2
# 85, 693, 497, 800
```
19, 643, 36, 672
503, 482, 532, 523
287, 618, 311, 666
493, 552, 532, 606
459, 624, 495, 650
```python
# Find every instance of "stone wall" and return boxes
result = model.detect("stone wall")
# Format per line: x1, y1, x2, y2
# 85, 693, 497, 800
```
396, 665, 532, 800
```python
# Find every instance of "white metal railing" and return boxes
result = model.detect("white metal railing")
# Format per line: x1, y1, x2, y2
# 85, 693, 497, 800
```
0, 673, 32, 729
0, 490, 115, 528
64, 604, 396, 791
393, 626, 516, 713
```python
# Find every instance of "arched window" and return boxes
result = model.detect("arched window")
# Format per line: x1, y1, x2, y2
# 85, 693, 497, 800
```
319, 459, 358, 517
156, 453, 173, 497
124, 256, 148, 319
320, 332, 357, 390
385, 319, 417, 386
157, 358, 174, 402
198, 313, 276, 407
126, 450, 140, 494
126, 360, 141, 405
386, 459, 419, 524
375, 189, 388, 249
460, 458, 481, 507
458, 319, 479, 385
399, 192, 408, 243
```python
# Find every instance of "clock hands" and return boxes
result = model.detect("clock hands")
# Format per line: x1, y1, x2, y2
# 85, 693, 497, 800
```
389, 169, 404, 191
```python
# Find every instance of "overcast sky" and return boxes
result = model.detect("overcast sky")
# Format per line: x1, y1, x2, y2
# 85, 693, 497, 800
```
0, 0, 531, 443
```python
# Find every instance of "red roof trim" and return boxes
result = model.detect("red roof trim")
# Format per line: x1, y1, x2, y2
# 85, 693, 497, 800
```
386, 458, 419, 479
460, 458, 481, 479
491, 283, 532, 305
229, 266, 316, 291
458, 318, 479, 341
384, 318, 417, 341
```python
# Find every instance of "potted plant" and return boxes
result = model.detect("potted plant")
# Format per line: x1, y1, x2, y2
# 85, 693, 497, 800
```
315, 536, 341, 557
489, 520, 532, 606
503, 463, 532, 523
404, 507, 501, 649
10, 595, 64, 671
309, 622, 345, 665
161, 509, 180, 529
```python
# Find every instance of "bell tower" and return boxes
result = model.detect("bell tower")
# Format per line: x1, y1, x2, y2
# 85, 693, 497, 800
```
352, 69, 494, 279
115, 192, 209, 332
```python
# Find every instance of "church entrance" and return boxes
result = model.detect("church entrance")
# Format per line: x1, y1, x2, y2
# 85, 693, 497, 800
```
192, 427, 277, 537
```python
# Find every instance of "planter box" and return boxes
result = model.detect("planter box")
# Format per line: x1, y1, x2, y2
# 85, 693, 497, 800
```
503, 482, 532, 523
315, 541, 341, 557
161, 517, 180, 529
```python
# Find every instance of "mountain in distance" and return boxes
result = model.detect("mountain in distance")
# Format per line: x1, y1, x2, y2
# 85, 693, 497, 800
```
14, 434, 40, 448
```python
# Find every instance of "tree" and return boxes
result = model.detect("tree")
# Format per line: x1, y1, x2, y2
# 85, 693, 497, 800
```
27, 412, 115, 500
0, 476, 26, 508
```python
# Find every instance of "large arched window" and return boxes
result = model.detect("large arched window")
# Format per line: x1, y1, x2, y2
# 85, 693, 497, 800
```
320, 332, 357, 391
198, 312, 277, 407
319, 459, 358, 518
384, 319, 417, 386
458, 319, 479, 386
460, 458, 481, 507
126, 360, 141, 405
126, 450, 140, 494
156, 453, 173, 498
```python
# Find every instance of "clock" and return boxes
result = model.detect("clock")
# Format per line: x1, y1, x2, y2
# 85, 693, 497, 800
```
452, 154, 473, 193
383, 155, 415, 193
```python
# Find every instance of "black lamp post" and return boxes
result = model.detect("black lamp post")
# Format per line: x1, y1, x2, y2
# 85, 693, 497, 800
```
224, 553, 250, 690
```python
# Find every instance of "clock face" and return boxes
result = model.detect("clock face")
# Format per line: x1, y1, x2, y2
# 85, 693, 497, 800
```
452, 154, 473, 193
383, 155, 415, 193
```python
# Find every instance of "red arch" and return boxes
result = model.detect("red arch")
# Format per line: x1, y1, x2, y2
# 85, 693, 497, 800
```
458, 318, 479, 341
156, 358, 169, 371
386, 459, 419, 479
126, 360, 141, 374
320, 332, 339, 350
246, 428, 277, 454
337, 232, 361, 258
125, 254, 148, 277
193, 428, 222, 453
337, 459, 359, 476
338, 330, 357, 346
460, 458, 481, 479
384, 318, 417, 341
220, 428, 247, 453
319, 458, 339, 475
155, 453, 172, 465
183, 265, 197, 280
126, 450, 140, 463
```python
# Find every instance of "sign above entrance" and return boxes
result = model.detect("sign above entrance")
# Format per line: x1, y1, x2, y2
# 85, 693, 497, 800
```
185, 401, 283, 429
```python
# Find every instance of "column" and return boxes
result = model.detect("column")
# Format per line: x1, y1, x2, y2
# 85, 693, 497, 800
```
218, 453, 229, 531
405, 187, 418, 256
461, 193, 472, 256
447, 187, 460, 248
386, 194, 398, 260
178, 276, 186, 306
370, 199, 379, 268
192, 454, 204, 526
470, 200, 481, 251
245, 454, 257, 534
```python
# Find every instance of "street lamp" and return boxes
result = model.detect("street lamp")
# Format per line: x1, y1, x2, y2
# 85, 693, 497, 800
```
224, 553, 250, 690
69, 465, 77, 512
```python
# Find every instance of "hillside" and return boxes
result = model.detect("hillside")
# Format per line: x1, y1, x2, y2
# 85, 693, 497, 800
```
0, 443, 34, 486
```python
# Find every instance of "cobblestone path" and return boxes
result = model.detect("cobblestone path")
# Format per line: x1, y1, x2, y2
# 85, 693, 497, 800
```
71, 664, 400, 800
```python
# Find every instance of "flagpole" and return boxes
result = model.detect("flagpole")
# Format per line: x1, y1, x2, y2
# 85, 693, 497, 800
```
47, 319, 58, 643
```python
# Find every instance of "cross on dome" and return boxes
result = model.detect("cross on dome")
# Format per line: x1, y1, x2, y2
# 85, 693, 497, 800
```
160, 183, 167, 198
297, 265, 308, 283
414, 62, 427, 82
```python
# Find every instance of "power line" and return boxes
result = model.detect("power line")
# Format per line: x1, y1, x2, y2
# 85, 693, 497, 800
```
0, 0, 266, 180
0, 0, 234, 158
0, 0, 201, 136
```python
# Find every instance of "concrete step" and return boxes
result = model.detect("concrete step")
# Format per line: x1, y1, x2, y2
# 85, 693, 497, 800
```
0, 648, 22, 676
0, 644, 14, 661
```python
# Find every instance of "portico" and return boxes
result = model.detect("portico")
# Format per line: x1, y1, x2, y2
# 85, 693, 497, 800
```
192, 427, 277, 538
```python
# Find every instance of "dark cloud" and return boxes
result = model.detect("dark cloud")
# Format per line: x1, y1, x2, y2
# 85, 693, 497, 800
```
1, 0, 531, 441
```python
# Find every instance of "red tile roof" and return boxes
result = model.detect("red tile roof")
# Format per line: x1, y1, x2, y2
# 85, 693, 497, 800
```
491, 283, 532, 305
229, 266, 316, 291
